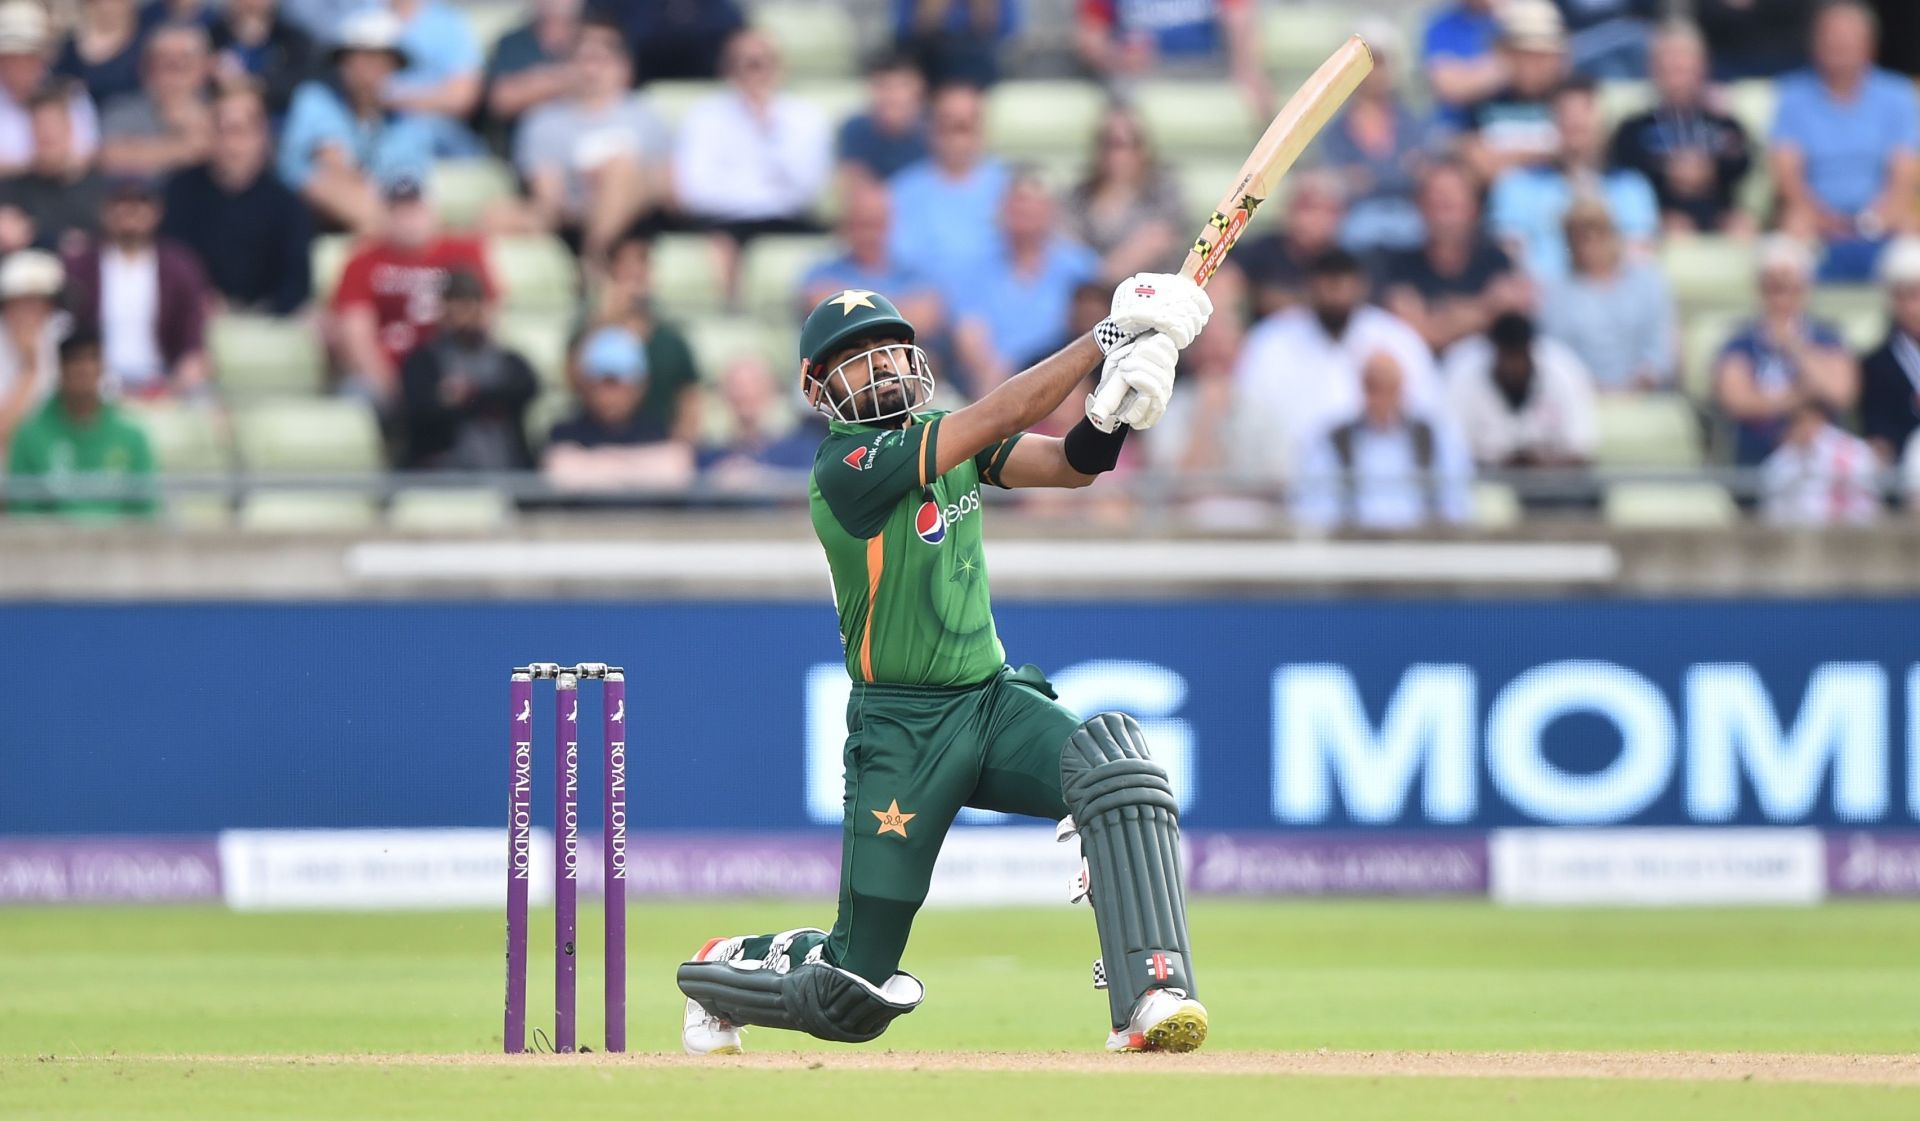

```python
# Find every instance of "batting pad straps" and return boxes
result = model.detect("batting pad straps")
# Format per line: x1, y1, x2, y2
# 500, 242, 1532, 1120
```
676, 958, 924, 1043
1060, 712, 1197, 1032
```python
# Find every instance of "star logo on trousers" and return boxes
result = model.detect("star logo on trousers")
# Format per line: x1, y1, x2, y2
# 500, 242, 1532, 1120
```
872, 800, 915, 838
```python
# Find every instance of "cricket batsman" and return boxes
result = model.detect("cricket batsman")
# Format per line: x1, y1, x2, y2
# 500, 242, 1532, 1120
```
676, 274, 1212, 1054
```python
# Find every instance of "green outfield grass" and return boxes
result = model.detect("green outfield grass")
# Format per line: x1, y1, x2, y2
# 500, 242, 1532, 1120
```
3, 901, 1918, 1119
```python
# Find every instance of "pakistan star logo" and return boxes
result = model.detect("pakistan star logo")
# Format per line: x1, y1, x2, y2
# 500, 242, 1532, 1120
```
873, 800, 915, 838
829, 289, 878, 315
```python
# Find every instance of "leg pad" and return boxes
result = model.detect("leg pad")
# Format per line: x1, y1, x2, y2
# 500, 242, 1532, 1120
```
677, 956, 924, 1043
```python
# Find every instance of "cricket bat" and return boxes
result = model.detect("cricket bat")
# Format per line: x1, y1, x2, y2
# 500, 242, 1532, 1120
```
1087, 35, 1375, 431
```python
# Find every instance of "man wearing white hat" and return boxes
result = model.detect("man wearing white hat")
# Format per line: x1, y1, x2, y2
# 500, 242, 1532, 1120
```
277, 7, 436, 232
0, 0, 99, 175
0, 248, 69, 457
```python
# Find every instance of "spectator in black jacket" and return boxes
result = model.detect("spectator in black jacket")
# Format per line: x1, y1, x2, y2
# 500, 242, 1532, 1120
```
209, 0, 318, 118
0, 88, 107, 255
400, 269, 538, 471
1860, 237, 1920, 464
1608, 21, 1753, 235
160, 87, 310, 314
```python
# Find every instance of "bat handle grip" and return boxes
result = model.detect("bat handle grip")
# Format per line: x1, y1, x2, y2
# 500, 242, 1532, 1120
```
1085, 327, 1163, 433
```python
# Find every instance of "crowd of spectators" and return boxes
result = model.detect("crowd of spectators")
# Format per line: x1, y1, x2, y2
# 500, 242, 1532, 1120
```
4, 0, 1920, 532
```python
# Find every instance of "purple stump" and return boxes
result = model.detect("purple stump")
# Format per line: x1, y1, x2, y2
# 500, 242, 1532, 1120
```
554, 669, 580, 1053
602, 671, 628, 1052
599, 675, 629, 1051
505, 671, 533, 1054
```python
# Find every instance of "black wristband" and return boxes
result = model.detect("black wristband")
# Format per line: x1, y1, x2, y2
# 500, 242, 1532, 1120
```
1063, 415, 1130, 475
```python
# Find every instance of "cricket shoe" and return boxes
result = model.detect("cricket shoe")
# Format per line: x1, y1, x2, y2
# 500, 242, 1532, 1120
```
682, 936, 747, 1055
1106, 988, 1208, 1053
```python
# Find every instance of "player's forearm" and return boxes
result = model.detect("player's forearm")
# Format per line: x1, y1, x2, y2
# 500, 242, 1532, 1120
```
933, 334, 1101, 476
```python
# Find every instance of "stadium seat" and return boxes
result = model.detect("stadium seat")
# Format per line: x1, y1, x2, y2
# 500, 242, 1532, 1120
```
463, 2, 522, 56
1259, 5, 1361, 75
985, 81, 1107, 161
642, 79, 720, 130
1725, 80, 1777, 146
791, 80, 867, 131
1594, 393, 1704, 468
1811, 284, 1881, 323
1134, 81, 1261, 158
1470, 481, 1523, 530
124, 401, 231, 473
1681, 309, 1747, 401
756, 3, 858, 79
311, 233, 353, 303
525, 389, 574, 452
1602, 481, 1739, 528
208, 314, 325, 398
649, 234, 728, 317
1659, 236, 1753, 311
1596, 80, 1655, 126
234, 398, 384, 474
238, 491, 381, 532
389, 487, 514, 532
683, 315, 790, 377
429, 158, 516, 229
1173, 158, 1257, 223
1837, 307, 1885, 351
495, 312, 572, 387
488, 235, 579, 314
741, 234, 837, 320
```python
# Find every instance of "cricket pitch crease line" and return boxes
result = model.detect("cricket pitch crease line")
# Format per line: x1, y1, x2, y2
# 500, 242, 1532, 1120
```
29, 1051, 1920, 1085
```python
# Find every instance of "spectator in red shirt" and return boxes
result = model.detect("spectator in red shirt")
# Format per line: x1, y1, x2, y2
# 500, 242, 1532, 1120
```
328, 177, 493, 403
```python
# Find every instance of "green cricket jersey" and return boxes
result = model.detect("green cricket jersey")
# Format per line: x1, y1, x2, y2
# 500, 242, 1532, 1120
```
809, 411, 1022, 686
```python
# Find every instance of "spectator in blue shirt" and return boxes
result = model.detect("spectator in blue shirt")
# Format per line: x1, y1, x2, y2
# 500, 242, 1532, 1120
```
386, 0, 482, 155
1771, 0, 1920, 282
1422, 0, 1503, 130
277, 8, 435, 233
1074, 0, 1269, 116
1463, 0, 1572, 181
1294, 350, 1473, 530
837, 50, 927, 183
1553, 0, 1659, 80
1488, 78, 1658, 279
1317, 28, 1429, 253
801, 178, 944, 341
948, 171, 1099, 393
1712, 236, 1858, 465
895, 0, 1018, 87
590, 0, 743, 82
888, 84, 1008, 287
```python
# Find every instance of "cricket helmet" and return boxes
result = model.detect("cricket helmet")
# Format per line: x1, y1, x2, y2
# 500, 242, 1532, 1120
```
797, 289, 934, 424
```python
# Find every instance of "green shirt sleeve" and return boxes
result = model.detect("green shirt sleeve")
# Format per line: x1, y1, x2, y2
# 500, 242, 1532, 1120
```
814, 416, 943, 538
973, 433, 1023, 489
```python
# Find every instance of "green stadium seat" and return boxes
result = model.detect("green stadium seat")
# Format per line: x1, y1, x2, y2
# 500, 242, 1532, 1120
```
790, 80, 867, 128
1259, 5, 1360, 74
1597, 80, 1655, 126
1659, 236, 1753, 311
238, 491, 381, 532
312, 233, 353, 303
208, 313, 325, 398
756, 3, 858, 79
1810, 284, 1881, 323
1837, 307, 1885, 351
429, 158, 516, 229
1134, 81, 1261, 159
1470, 481, 1523, 530
234, 398, 384, 474
1681, 309, 1747, 401
463, 3, 522, 56
1602, 481, 1739, 528
124, 401, 231, 473
488, 235, 579, 314
741, 234, 837, 320
389, 487, 514, 532
683, 315, 790, 377
1725, 80, 1777, 146
985, 81, 1107, 161
1172, 158, 1252, 224
649, 233, 728, 317
643, 79, 721, 130
525, 388, 574, 451
495, 312, 572, 387
1595, 393, 1703, 468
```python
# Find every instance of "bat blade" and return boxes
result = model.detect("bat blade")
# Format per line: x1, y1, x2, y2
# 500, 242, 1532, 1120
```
1088, 35, 1374, 431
